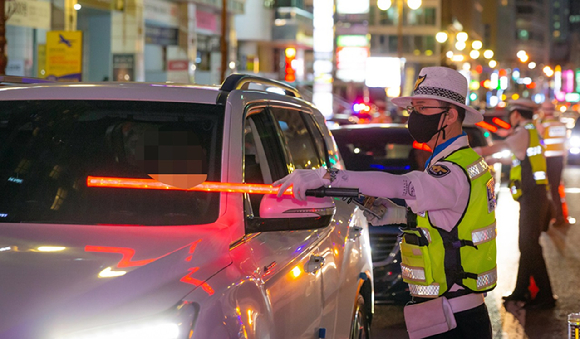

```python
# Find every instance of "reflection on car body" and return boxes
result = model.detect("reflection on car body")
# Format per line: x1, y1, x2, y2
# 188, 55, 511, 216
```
0, 76, 373, 339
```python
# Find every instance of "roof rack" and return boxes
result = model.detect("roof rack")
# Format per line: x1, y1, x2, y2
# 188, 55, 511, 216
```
0, 75, 53, 85
216, 73, 301, 105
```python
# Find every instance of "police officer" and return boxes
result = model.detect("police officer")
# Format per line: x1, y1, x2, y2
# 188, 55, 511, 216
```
275, 67, 496, 338
474, 99, 556, 309
537, 102, 568, 227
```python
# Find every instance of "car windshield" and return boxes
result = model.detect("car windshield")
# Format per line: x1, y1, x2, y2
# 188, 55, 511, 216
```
331, 126, 431, 173
0, 100, 224, 226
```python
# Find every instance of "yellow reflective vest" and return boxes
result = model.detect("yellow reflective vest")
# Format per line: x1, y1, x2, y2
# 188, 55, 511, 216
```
509, 123, 548, 200
541, 118, 567, 157
400, 147, 497, 298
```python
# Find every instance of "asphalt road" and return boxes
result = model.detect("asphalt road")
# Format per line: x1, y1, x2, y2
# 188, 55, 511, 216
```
371, 165, 580, 339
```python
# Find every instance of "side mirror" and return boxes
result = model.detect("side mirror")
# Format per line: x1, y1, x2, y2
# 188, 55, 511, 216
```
245, 194, 335, 233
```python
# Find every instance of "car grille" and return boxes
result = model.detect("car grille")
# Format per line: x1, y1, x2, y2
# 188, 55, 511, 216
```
369, 233, 400, 263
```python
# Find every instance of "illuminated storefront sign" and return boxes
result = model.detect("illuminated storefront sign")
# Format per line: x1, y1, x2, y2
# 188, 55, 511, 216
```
284, 48, 296, 82
337, 35, 369, 48
365, 57, 402, 88
336, 0, 369, 14
336, 46, 369, 82
576, 68, 580, 93
313, 0, 334, 118
562, 69, 574, 93
46, 31, 83, 82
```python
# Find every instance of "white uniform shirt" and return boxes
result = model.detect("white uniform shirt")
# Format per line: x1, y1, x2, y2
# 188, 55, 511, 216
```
404, 135, 471, 232
504, 120, 531, 161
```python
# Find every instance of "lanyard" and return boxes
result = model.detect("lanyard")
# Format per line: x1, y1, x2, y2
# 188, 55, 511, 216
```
424, 132, 467, 170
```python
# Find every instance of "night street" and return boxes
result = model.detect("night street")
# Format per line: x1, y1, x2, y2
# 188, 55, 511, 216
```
371, 165, 580, 339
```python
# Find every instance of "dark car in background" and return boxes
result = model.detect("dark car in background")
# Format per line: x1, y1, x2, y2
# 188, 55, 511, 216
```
568, 117, 580, 164
331, 123, 501, 304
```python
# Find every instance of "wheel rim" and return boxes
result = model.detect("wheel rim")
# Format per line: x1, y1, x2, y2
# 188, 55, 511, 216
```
350, 304, 366, 339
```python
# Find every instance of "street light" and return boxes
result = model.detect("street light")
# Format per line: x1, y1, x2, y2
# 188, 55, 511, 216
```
470, 50, 480, 59
456, 32, 468, 42
407, 0, 422, 10
455, 41, 466, 51
489, 60, 497, 68
483, 50, 494, 59
436, 32, 448, 43
378, 0, 422, 59
377, 0, 392, 10
472, 40, 483, 50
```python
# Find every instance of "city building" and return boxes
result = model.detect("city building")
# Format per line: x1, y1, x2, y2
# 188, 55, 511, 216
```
234, 0, 314, 87
5, 0, 244, 85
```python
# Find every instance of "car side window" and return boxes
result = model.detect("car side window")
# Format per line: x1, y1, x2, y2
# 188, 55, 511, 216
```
302, 114, 329, 168
243, 108, 287, 216
270, 107, 323, 170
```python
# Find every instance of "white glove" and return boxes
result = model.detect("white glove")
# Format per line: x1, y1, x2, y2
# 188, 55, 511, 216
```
472, 146, 483, 156
273, 167, 330, 201
363, 198, 408, 226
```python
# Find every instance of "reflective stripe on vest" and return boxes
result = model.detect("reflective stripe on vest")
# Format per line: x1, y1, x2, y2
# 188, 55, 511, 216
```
477, 267, 497, 289
472, 222, 496, 246
542, 120, 567, 155
409, 283, 440, 298
545, 150, 566, 157
509, 123, 548, 200
401, 147, 497, 297
401, 264, 427, 282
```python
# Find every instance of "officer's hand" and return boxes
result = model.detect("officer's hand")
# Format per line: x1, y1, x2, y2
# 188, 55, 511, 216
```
363, 198, 408, 226
472, 146, 483, 156
273, 167, 329, 201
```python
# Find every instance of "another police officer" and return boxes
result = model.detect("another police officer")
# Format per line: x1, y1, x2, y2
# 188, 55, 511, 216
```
537, 102, 568, 227
275, 67, 496, 338
474, 99, 557, 309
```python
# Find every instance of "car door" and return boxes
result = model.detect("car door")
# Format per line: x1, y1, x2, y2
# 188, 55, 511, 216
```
241, 104, 329, 339
301, 110, 365, 338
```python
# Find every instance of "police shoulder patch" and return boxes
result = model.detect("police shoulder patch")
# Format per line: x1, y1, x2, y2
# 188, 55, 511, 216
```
428, 164, 451, 178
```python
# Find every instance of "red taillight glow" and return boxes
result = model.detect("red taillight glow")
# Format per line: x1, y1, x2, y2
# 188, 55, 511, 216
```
85, 245, 158, 267
413, 141, 432, 152
492, 117, 511, 129
476, 121, 498, 133
86, 176, 293, 195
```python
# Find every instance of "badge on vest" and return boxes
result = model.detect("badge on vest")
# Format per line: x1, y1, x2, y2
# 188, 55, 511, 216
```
486, 178, 497, 213
428, 164, 450, 178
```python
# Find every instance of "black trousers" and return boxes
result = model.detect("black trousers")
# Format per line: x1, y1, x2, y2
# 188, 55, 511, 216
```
425, 304, 492, 339
513, 191, 554, 300
546, 156, 565, 224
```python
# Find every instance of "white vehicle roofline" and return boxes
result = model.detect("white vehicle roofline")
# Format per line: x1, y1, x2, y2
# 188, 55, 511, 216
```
0, 82, 221, 104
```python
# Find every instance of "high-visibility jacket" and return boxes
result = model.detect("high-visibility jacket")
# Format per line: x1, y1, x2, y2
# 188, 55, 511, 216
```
509, 123, 548, 200
400, 147, 497, 298
541, 118, 567, 157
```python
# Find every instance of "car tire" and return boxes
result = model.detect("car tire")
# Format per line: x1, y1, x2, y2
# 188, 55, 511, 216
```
349, 294, 370, 339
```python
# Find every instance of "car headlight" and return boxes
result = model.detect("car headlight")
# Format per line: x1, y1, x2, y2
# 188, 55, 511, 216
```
570, 136, 580, 148
59, 302, 198, 339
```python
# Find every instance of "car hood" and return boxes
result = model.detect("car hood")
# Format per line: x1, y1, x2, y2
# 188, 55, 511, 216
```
0, 222, 232, 338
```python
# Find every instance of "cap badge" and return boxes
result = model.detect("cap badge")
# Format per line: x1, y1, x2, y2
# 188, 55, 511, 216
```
414, 74, 427, 92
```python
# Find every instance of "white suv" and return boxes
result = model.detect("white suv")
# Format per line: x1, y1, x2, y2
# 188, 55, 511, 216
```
0, 75, 373, 339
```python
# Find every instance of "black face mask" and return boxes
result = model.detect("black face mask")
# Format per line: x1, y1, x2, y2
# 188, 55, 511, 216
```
407, 110, 448, 143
